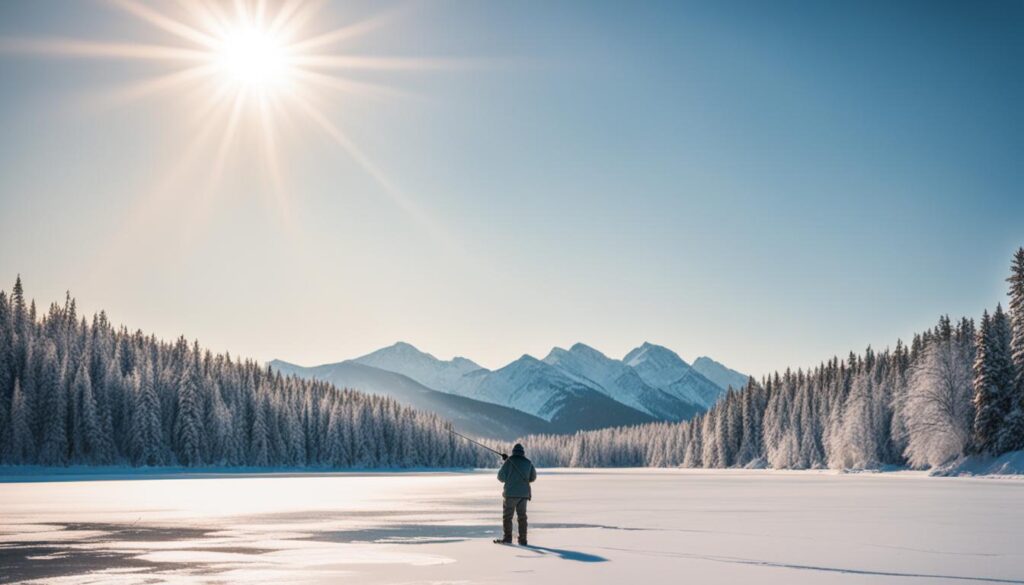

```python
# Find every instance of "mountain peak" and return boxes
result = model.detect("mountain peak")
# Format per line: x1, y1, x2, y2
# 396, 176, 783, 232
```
351, 342, 483, 392
268, 358, 299, 371
363, 342, 483, 369
692, 356, 749, 391
623, 342, 688, 368
386, 341, 423, 353
569, 342, 606, 358
620, 342, 729, 407
694, 355, 722, 366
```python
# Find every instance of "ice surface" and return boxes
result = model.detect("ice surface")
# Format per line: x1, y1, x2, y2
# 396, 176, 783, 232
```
1, 469, 1022, 584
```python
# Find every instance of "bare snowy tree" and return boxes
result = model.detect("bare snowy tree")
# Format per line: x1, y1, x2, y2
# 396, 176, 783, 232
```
902, 338, 974, 468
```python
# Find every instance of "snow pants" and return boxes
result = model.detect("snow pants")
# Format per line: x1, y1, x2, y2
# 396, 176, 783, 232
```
502, 497, 528, 541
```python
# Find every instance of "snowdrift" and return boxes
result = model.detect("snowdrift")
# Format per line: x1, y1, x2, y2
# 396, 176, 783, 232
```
931, 450, 1024, 478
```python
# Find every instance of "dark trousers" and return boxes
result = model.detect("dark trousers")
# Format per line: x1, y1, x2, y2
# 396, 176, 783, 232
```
502, 497, 528, 541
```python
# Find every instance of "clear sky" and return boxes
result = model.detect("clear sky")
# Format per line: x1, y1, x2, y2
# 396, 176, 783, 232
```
0, 0, 1021, 377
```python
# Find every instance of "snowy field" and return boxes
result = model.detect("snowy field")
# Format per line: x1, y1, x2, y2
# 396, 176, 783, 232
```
1, 469, 1022, 585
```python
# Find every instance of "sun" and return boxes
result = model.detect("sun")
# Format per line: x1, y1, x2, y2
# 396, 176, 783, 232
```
0, 0, 444, 175
214, 25, 291, 90
0, 0, 462, 242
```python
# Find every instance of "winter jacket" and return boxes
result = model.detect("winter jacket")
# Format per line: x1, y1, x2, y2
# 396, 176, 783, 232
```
498, 454, 537, 499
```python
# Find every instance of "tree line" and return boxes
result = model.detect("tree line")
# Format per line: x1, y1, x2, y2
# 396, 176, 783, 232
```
523, 248, 1024, 470
0, 280, 491, 469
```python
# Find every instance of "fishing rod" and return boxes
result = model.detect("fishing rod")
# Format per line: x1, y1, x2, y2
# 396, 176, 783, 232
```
447, 427, 506, 458
448, 427, 531, 482
448, 428, 532, 483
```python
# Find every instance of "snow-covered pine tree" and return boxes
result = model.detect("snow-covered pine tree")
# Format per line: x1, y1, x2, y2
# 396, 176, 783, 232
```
36, 341, 68, 466
0, 292, 11, 386
975, 309, 1006, 454
1003, 247, 1024, 452
11, 277, 28, 380
173, 351, 205, 466
569, 433, 587, 467
682, 418, 701, 467
700, 410, 719, 467
9, 379, 32, 463
129, 357, 165, 466
353, 401, 375, 467
0, 280, 493, 470
70, 359, 106, 463
249, 386, 271, 467
207, 381, 234, 466
736, 382, 758, 464
884, 344, 908, 464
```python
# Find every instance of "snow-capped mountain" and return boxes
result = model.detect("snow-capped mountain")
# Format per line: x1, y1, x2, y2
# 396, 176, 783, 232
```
692, 356, 750, 392
273, 341, 745, 436
352, 341, 482, 394
268, 358, 552, 441
623, 342, 725, 408
456, 354, 655, 430
542, 343, 701, 420
351, 342, 665, 427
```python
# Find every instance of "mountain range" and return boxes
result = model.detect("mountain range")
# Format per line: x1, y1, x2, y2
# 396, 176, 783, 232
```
271, 341, 746, 440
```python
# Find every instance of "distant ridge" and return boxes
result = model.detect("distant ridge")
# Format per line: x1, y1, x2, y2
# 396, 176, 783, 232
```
274, 341, 745, 436
269, 359, 552, 441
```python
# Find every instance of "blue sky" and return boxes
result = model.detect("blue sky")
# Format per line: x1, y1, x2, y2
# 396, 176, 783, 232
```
0, 0, 1021, 376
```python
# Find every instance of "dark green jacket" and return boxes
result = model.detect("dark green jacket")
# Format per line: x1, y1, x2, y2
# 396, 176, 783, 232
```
498, 455, 537, 499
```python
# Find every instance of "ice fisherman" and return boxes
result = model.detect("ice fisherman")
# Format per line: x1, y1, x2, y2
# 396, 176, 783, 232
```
494, 443, 537, 545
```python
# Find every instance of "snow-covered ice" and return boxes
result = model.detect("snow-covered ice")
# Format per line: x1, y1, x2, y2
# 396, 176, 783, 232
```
1, 469, 1022, 584
932, 450, 1024, 478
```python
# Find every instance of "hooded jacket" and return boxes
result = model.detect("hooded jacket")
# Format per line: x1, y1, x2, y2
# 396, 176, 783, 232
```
498, 445, 537, 499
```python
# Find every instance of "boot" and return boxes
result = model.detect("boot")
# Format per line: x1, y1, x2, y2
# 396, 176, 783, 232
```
518, 537, 528, 546
494, 536, 512, 544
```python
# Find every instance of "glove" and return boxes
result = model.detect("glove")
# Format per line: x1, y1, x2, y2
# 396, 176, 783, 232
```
501, 453, 508, 461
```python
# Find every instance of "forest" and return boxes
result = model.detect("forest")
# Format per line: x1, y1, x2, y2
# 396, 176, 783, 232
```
0, 280, 490, 468
1, 248, 1021, 471
523, 248, 1024, 470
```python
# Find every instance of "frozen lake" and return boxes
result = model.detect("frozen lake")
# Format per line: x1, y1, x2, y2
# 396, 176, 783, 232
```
1, 469, 1021, 584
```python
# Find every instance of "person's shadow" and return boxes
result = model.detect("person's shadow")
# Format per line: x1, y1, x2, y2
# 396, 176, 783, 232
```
521, 545, 607, 563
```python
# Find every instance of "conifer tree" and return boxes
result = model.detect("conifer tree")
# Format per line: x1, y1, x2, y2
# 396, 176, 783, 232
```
9, 379, 32, 463
326, 399, 350, 467
0, 279, 491, 470
37, 343, 68, 466
972, 310, 999, 453
129, 359, 164, 466
1003, 247, 1024, 451
173, 358, 205, 466
71, 359, 105, 463
249, 388, 271, 467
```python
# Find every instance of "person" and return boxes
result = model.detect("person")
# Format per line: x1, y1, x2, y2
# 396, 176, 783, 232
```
494, 443, 537, 545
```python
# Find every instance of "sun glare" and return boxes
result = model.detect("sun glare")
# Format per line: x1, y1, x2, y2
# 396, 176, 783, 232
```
0, 1, 443, 170
215, 26, 291, 90
0, 0, 463, 244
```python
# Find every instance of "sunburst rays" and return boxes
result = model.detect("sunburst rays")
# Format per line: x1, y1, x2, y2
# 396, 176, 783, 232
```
0, 0, 464, 247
